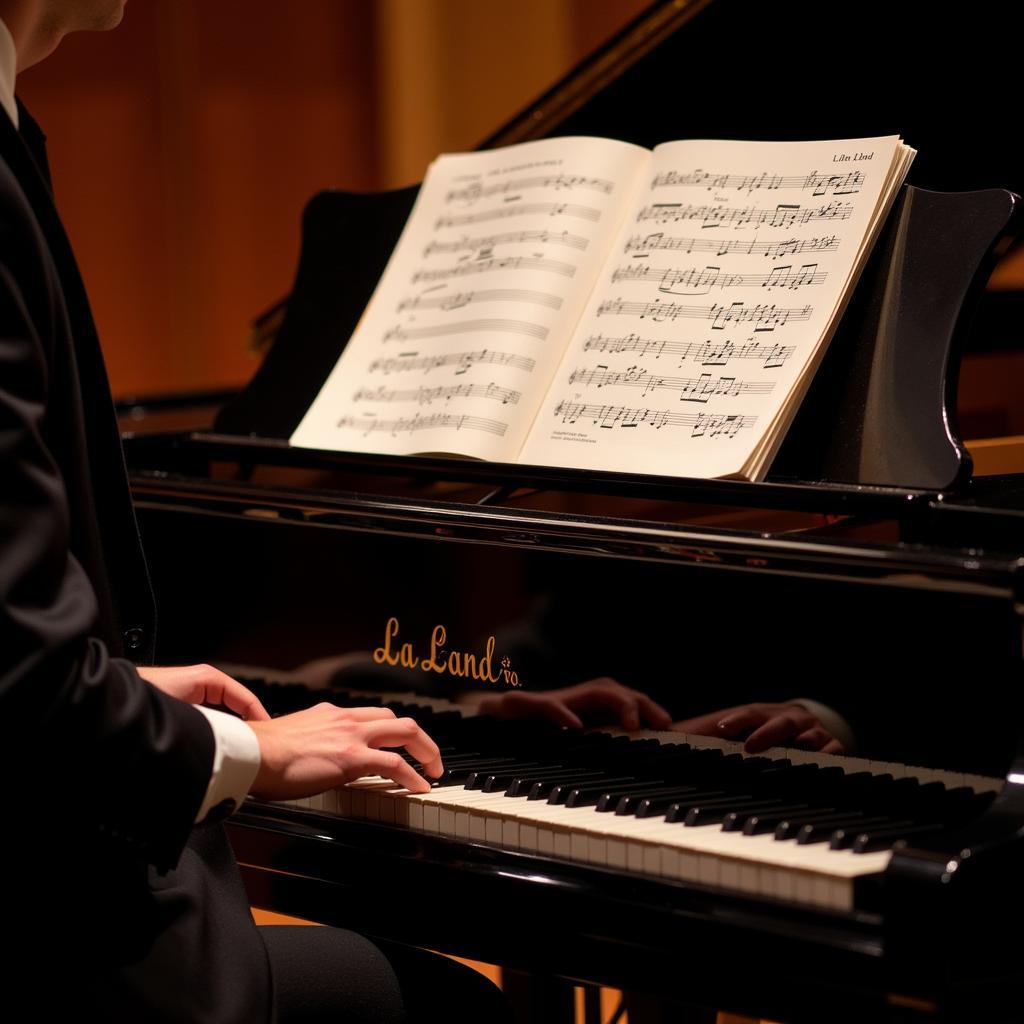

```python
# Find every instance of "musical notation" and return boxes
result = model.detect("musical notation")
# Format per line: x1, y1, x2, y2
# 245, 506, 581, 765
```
567, 365, 775, 402
424, 229, 590, 257
611, 263, 826, 293
624, 233, 840, 260
383, 319, 549, 342
353, 382, 521, 406
397, 289, 564, 313
553, 400, 757, 438
636, 202, 853, 229
336, 412, 508, 438
596, 298, 812, 332
436, 202, 602, 229
446, 173, 614, 203
369, 350, 537, 376
582, 334, 794, 369
651, 169, 864, 196
412, 256, 576, 283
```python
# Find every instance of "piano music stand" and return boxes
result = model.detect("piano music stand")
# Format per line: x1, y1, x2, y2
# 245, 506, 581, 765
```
213, 183, 1018, 495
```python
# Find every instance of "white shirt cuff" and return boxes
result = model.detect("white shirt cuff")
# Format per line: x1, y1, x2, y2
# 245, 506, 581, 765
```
787, 698, 857, 754
193, 706, 261, 823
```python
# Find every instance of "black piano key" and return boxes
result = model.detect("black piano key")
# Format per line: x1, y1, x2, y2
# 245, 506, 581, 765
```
864, 776, 921, 813
684, 797, 785, 827
524, 772, 614, 800
852, 822, 946, 853
436, 757, 522, 786
565, 780, 666, 809
665, 793, 754, 824
796, 815, 893, 845
727, 803, 810, 834
465, 762, 547, 789
773, 809, 845, 840
503, 769, 607, 798
607, 785, 701, 815
548, 776, 639, 805
638, 790, 730, 819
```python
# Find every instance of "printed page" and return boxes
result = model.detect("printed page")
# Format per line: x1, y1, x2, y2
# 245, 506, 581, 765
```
519, 137, 909, 479
290, 136, 649, 460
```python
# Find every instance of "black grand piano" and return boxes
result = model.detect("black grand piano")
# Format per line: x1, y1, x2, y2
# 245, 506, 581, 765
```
123, 2, 1024, 1020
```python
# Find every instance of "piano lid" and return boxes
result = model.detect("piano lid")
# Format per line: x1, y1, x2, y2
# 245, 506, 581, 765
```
483, 0, 1024, 366
485, 0, 1024, 199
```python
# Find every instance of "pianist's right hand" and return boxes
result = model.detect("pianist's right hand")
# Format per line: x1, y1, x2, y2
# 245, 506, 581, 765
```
246, 704, 444, 799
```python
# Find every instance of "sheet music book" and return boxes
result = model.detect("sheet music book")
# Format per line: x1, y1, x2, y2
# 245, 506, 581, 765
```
290, 135, 915, 480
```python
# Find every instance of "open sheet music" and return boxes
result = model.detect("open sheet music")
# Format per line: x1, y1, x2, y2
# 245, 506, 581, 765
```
290, 135, 914, 480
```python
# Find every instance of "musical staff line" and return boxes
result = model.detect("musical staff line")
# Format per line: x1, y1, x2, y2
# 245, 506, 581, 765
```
582, 333, 794, 369
353, 382, 520, 406
424, 229, 590, 257
553, 400, 757, 437
624, 233, 840, 260
412, 255, 576, 283
397, 289, 564, 313
596, 298, 812, 332
383, 319, 549, 342
636, 202, 853, 229
567, 365, 775, 402
336, 412, 508, 438
651, 169, 864, 196
437, 202, 602, 229
611, 262, 826, 293
446, 173, 614, 203
369, 349, 537, 376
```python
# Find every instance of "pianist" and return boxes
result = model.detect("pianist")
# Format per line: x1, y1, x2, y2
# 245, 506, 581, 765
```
0, 1, 507, 1020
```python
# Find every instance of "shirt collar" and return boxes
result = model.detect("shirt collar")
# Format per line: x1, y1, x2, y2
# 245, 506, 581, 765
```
0, 18, 18, 129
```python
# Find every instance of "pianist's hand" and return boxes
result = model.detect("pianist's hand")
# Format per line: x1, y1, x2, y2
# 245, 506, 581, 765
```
473, 677, 673, 731
674, 702, 844, 754
138, 664, 271, 721
246, 704, 444, 800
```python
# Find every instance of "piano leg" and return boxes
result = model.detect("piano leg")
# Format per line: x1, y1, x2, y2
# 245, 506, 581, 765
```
583, 984, 603, 1024
502, 969, 576, 1024
626, 992, 717, 1024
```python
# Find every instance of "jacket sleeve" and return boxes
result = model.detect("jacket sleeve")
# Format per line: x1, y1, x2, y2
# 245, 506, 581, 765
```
0, 258, 215, 873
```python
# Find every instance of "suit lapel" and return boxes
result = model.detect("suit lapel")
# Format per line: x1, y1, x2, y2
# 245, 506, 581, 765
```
0, 101, 157, 662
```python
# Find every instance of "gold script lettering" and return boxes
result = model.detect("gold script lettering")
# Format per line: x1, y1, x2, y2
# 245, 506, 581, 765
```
479, 635, 500, 683
377, 617, 519, 686
421, 624, 448, 674
374, 616, 401, 666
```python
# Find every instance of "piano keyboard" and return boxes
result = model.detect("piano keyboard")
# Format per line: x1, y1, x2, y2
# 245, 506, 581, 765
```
260, 685, 1002, 914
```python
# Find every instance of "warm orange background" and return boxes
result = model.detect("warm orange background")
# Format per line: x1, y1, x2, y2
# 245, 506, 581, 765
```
16, 0, 648, 399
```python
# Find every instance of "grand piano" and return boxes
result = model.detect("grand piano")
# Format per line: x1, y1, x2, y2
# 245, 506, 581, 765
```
123, 2, 1024, 1021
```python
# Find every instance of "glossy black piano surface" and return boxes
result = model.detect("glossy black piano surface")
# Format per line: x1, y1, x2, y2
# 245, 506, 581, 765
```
122, 454, 1024, 1021
122, 1, 1024, 1020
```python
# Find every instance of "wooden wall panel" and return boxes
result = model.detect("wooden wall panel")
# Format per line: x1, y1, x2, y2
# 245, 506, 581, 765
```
14, 0, 650, 399
18, 0, 379, 397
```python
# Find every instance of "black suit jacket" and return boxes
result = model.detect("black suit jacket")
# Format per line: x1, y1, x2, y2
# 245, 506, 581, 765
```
0, 102, 215, 961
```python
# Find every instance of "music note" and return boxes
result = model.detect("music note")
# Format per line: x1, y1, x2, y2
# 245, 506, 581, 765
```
436, 201, 602, 229
651, 167, 863, 196
553, 400, 757, 435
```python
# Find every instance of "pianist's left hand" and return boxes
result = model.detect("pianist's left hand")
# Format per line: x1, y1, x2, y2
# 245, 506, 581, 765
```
138, 663, 272, 721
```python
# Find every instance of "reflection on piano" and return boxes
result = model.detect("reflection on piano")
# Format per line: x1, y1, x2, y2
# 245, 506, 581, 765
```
123, 2, 1024, 1020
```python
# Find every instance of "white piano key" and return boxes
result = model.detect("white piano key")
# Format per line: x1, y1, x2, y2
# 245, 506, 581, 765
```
485, 816, 503, 845
537, 828, 554, 855
502, 819, 520, 848
519, 823, 538, 851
